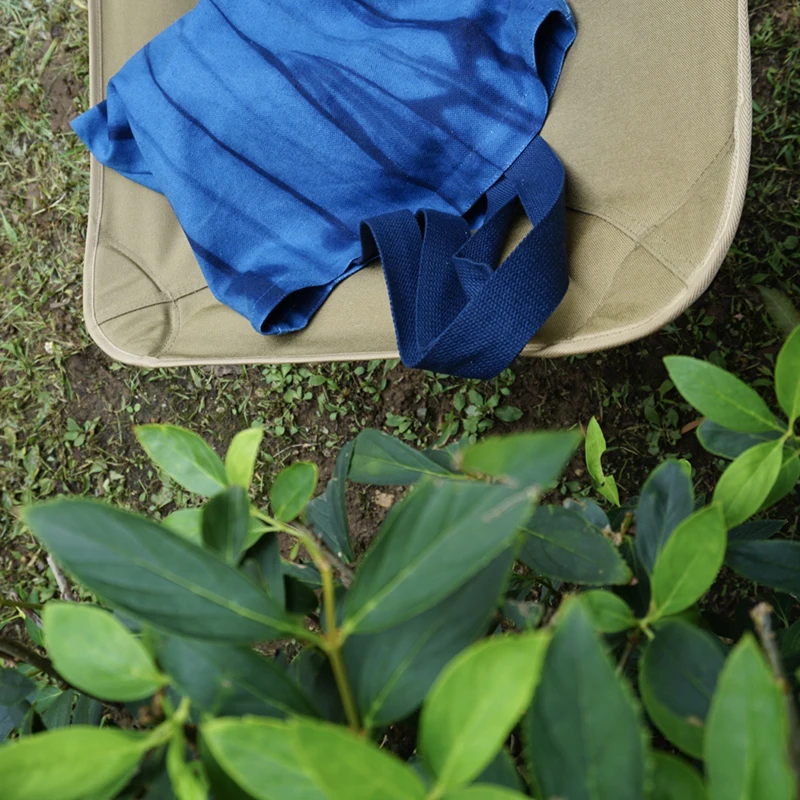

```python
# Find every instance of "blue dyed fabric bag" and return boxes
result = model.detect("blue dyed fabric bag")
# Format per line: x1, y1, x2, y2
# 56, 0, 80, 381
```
73, 0, 576, 378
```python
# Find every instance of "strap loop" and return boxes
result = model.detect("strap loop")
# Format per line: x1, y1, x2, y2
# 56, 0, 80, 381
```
360, 135, 568, 379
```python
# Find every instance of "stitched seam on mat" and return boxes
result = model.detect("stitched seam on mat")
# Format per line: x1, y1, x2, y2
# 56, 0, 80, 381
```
100, 231, 175, 300
155, 286, 182, 358
93, 0, 180, 357
564, 207, 687, 287
98, 285, 211, 326
567, 133, 735, 285
546, 134, 745, 351
538, 0, 750, 356
637, 134, 736, 254
568, 131, 735, 254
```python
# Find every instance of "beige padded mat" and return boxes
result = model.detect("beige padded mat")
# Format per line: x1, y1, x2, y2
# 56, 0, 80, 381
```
82, 0, 751, 366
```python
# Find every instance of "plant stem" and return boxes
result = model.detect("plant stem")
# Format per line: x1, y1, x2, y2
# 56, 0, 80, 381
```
253, 510, 354, 587
0, 636, 60, 680
619, 512, 634, 538
0, 636, 123, 709
0, 598, 44, 611
320, 561, 360, 731
256, 509, 360, 730
751, 603, 800, 798
290, 521, 355, 588
616, 631, 642, 676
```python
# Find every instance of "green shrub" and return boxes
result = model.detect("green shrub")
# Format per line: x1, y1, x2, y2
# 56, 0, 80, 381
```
0, 326, 799, 800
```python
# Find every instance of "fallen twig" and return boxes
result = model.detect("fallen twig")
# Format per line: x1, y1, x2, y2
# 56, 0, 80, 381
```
751, 602, 800, 798
47, 555, 75, 601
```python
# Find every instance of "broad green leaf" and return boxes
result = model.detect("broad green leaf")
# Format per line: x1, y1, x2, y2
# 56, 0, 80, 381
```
7, 705, 33, 738
71, 693, 103, 727
0, 726, 151, 800
201, 718, 325, 800
24, 500, 299, 643
292, 717, 427, 799
424, 446, 461, 471
343, 550, 515, 729
349, 429, 454, 485
167, 731, 209, 800
199, 730, 258, 800
758, 287, 800, 338
635, 461, 694, 573
135, 425, 227, 496
705, 635, 794, 800
281, 559, 322, 590
270, 462, 318, 522
639, 620, 726, 758
563, 497, 610, 530
0, 669, 35, 706
460, 431, 581, 489
342, 480, 532, 635
158, 637, 318, 718
244, 533, 286, 608
202, 485, 251, 563
284, 577, 319, 614
664, 357, 779, 433
520, 505, 632, 585
775, 325, 800, 422
713, 440, 785, 526
421, 632, 550, 793
288, 649, 344, 724
279, 561, 321, 614
649, 505, 727, 620
202, 717, 427, 800
585, 417, 620, 506
502, 599, 544, 630
225, 428, 264, 489
697, 420, 782, 460
1, 705, 16, 741
649, 752, 707, 800
441, 789, 529, 800
727, 519, 786, 542
525, 601, 647, 800
761, 450, 800, 510
38, 689, 75, 730
581, 590, 637, 633
780, 618, 800, 662
725, 540, 800, 596
164, 507, 267, 550
43, 602, 166, 702
163, 508, 204, 546
474, 748, 525, 793
306, 440, 354, 562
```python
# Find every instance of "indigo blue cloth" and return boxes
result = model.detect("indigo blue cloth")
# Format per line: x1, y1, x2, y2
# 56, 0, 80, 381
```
73, 0, 576, 377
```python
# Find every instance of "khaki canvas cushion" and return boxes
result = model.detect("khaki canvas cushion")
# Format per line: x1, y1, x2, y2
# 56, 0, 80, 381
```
82, 0, 751, 366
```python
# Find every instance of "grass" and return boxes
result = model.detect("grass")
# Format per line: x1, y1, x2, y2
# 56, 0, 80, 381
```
1, 0, 798, 618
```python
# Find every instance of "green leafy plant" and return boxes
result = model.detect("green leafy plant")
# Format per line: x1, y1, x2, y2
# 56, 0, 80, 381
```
585, 416, 620, 506
0, 327, 799, 800
666, 324, 800, 567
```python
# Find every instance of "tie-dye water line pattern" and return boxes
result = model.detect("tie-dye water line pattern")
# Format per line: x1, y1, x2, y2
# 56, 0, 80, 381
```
73, 0, 576, 336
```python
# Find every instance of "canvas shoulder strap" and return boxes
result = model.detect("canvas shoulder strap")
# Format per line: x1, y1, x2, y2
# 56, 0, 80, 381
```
361, 135, 568, 379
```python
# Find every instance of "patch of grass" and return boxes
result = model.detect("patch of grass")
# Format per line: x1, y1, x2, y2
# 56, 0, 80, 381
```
1, 0, 798, 622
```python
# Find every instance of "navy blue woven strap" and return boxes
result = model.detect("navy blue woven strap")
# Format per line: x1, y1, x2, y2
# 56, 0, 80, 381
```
360, 135, 568, 379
